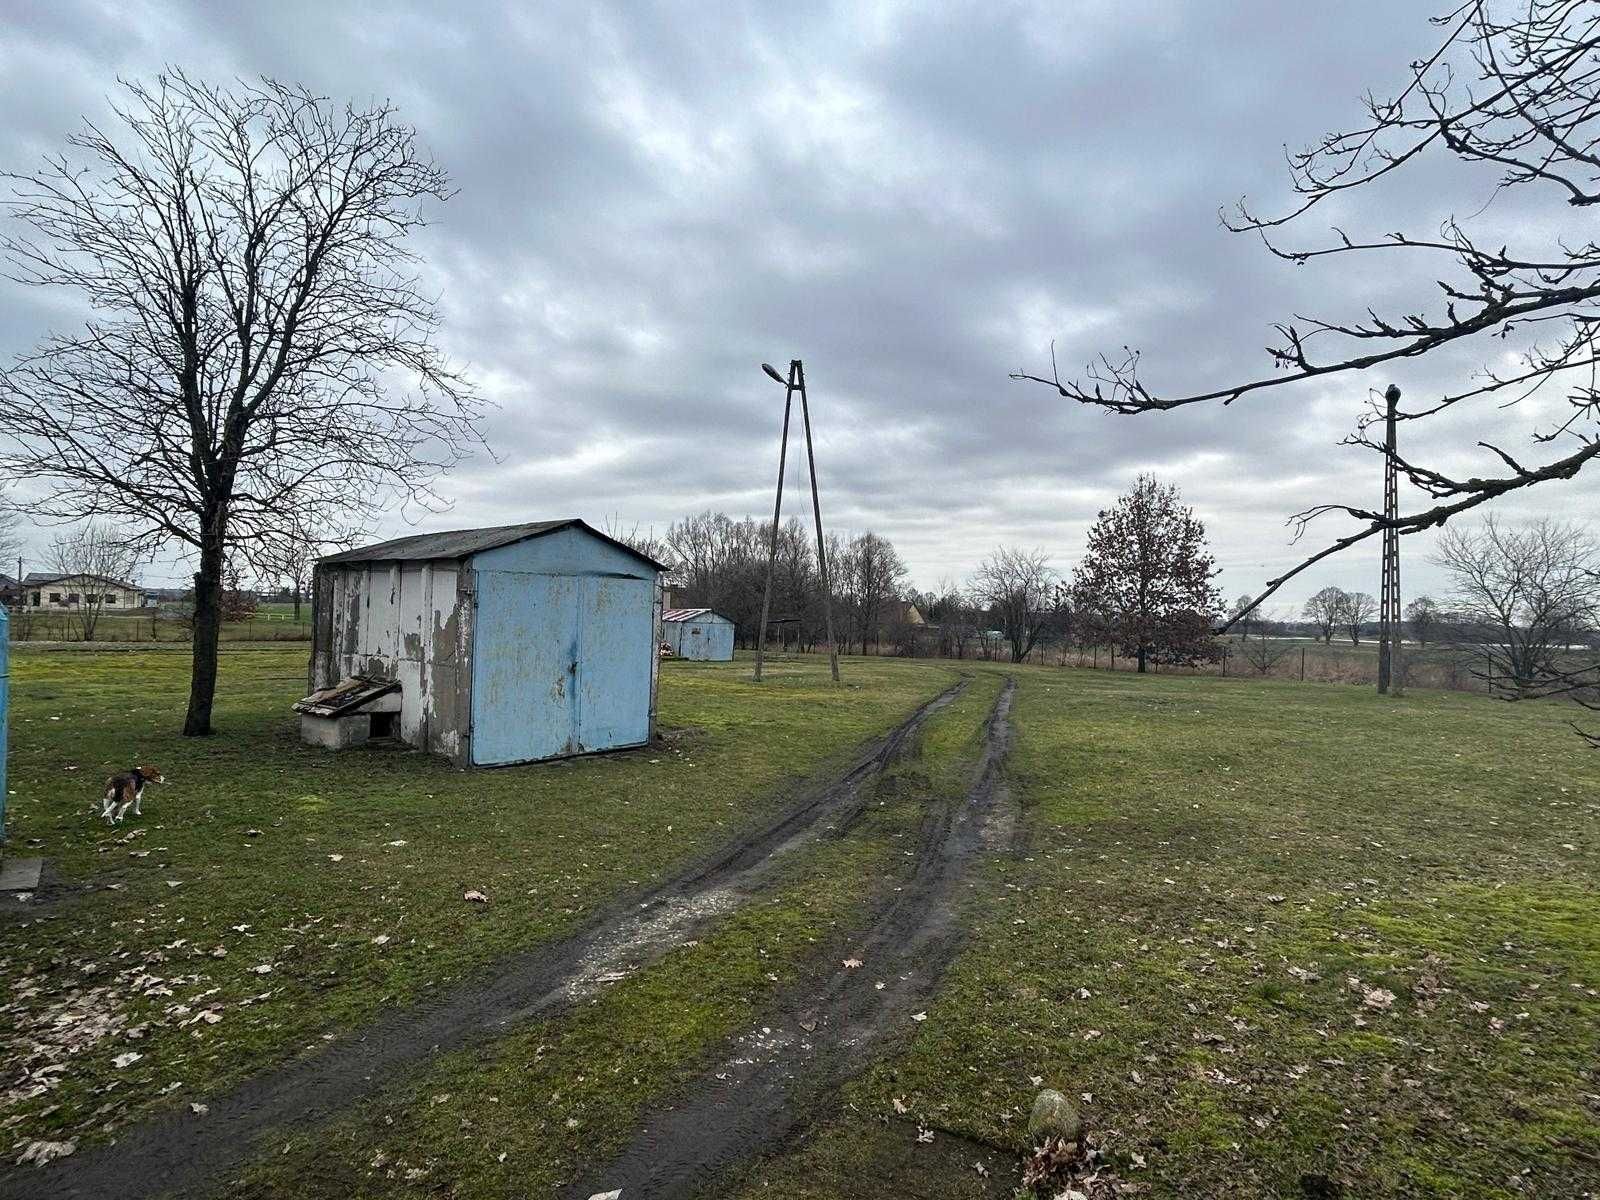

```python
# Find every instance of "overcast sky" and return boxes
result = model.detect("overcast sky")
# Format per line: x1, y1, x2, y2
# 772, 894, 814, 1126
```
4, 0, 1597, 614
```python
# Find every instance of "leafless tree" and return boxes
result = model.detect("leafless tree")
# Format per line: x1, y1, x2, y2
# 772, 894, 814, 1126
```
1015, 3, 1600, 623
1228, 593, 1259, 641
602, 514, 675, 578
969, 547, 1059, 664
1335, 590, 1377, 645
927, 575, 978, 659
838, 532, 906, 654
1303, 586, 1345, 645
1435, 516, 1600, 696
1239, 620, 1294, 675
0, 486, 21, 576
256, 518, 344, 622
47, 523, 139, 641
1405, 594, 1442, 645
0, 72, 484, 735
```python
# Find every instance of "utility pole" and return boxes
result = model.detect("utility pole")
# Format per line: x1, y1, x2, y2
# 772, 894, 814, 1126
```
1377, 384, 1402, 695
754, 360, 840, 682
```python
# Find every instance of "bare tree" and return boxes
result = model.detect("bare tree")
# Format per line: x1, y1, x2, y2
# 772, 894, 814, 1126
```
1303, 586, 1345, 645
1015, 4, 1600, 622
928, 575, 978, 660
969, 547, 1059, 664
47, 524, 139, 641
1335, 590, 1377, 646
1404, 595, 1442, 646
838, 532, 906, 654
0, 73, 483, 735
1239, 620, 1293, 675
1435, 516, 1600, 696
1228, 593, 1259, 641
256, 518, 343, 623
601, 514, 675, 578
0, 486, 21, 577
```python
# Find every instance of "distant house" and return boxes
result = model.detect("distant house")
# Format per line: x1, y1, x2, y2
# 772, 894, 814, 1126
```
0, 573, 19, 609
21, 572, 143, 612
887, 600, 926, 627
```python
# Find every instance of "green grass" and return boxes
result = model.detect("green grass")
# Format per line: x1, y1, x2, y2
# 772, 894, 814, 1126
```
0, 647, 958, 1155
735, 670, 1600, 1199
231, 672, 1010, 1198
3, 652, 1597, 1198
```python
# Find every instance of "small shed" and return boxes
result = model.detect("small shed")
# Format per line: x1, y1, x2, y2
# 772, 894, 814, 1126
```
661, 608, 735, 661
303, 519, 665, 766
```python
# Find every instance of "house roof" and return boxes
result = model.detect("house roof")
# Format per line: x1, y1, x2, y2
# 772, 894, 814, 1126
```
21, 571, 139, 589
319, 519, 668, 570
662, 607, 733, 624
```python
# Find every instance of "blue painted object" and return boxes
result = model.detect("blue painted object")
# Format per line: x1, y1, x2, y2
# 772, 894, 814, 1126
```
0, 607, 8, 837
661, 608, 736, 661
306, 519, 663, 768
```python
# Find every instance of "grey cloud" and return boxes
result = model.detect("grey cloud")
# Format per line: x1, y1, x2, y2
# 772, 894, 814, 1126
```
3, 0, 1596, 615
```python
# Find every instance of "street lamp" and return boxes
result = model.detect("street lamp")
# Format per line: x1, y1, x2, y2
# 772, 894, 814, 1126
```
752, 360, 840, 683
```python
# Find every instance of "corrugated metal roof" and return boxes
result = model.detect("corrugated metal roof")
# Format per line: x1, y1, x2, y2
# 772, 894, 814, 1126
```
662, 608, 733, 624
319, 519, 667, 569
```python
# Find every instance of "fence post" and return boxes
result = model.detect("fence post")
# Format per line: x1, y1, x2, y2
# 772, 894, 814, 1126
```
1300, 646, 1306, 682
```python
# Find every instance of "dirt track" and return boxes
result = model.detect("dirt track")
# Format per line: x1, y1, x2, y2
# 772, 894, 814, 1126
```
0, 679, 966, 1200
566, 678, 1019, 1199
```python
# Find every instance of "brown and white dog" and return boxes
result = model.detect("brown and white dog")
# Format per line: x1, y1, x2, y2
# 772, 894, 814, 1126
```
101, 766, 166, 825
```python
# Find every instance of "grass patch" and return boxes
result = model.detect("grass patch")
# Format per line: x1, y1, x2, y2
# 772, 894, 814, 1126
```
0, 648, 956, 1154
228, 673, 1008, 1197
737, 669, 1600, 1199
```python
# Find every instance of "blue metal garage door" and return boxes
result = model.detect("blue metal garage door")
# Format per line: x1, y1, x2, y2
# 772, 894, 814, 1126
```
471, 572, 578, 765
470, 571, 653, 765
573, 576, 654, 752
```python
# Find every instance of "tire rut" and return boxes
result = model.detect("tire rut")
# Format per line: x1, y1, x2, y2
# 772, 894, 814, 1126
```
565, 677, 1019, 1200
0, 679, 967, 1200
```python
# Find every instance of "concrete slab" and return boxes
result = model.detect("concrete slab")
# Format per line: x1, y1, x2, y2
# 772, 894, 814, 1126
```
0, 856, 43, 892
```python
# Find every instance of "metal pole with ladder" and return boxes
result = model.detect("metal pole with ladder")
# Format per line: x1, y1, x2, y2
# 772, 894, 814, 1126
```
1378, 384, 1402, 695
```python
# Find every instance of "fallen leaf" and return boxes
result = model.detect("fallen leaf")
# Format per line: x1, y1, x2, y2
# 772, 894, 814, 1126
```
910, 1012, 928, 1022
17, 1140, 75, 1166
464, 889, 489, 904
842, 958, 863, 969
113, 1052, 142, 1069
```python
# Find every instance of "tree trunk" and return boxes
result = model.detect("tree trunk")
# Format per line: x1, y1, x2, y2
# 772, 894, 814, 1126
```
1137, 646, 1148, 673
184, 532, 226, 736
292, 580, 302, 622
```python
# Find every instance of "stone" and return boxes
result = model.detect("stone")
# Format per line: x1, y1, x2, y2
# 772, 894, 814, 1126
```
0, 856, 43, 892
1028, 1088, 1082, 1145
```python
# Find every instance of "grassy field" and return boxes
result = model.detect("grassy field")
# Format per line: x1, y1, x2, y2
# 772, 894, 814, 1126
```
1, 648, 1596, 1197
0, 648, 957, 1160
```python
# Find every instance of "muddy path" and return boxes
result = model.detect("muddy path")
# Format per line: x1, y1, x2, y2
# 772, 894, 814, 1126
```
565, 678, 1019, 1200
0, 679, 966, 1200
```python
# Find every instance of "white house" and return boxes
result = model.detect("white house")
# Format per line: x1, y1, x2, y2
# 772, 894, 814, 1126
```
22, 572, 143, 611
